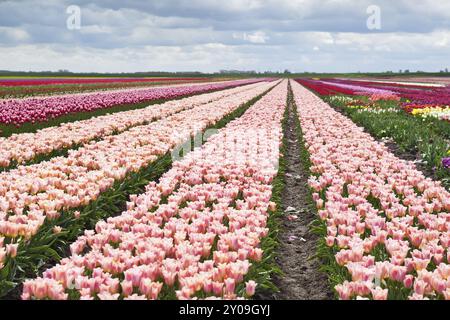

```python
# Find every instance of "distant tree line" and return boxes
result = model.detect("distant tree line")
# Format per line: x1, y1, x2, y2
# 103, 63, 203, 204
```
1, 69, 450, 78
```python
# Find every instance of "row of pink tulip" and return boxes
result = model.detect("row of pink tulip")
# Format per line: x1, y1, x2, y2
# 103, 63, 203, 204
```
291, 81, 450, 300
0, 79, 267, 126
0, 82, 264, 168
20, 80, 287, 300
0, 81, 277, 272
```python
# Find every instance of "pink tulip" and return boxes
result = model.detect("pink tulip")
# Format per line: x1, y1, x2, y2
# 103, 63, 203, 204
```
443, 289, 450, 300
268, 201, 276, 212
316, 199, 324, 209
53, 226, 62, 234
212, 281, 224, 296
121, 280, 133, 297
335, 282, 353, 300
224, 278, 235, 294
124, 294, 147, 300
5, 243, 18, 258
326, 236, 335, 247
371, 287, 388, 300
403, 275, 414, 288
97, 293, 120, 300
245, 280, 257, 297
413, 280, 429, 296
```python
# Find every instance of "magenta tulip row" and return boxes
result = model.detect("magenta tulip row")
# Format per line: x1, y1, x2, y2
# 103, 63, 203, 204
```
0, 77, 205, 87
20, 80, 287, 300
318, 80, 397, 97
0, 79, 267, 126
291, 81, 450, 300
0, 82, 265, 168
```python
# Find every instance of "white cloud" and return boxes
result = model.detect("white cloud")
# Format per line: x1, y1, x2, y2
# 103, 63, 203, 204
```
233, 31, 269, 44
244, 31, 269, 44
79, 25, 113, 34
0, 43, 261, 73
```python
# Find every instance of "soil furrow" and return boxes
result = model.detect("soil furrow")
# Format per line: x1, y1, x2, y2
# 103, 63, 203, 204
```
271, 83, 333, 300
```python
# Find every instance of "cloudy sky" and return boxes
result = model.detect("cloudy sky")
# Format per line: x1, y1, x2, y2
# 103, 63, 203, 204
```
0, 0, 449, 73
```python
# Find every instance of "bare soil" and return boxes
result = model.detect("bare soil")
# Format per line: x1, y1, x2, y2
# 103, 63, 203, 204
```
259, 87, 333, 300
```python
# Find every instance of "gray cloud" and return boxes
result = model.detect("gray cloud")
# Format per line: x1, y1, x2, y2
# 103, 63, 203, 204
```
0, 0, 449, 72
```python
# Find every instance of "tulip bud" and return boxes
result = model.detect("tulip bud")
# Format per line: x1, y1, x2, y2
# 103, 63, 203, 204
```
121, 280, 133, 297
245, 280, 257, 297
6, 243, 18, 258
268, 201, 276, 212
403, 275, 414, 289
53, 226, 62, 234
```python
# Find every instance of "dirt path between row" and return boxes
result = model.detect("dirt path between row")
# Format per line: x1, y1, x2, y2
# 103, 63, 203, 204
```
262, 84, 333, 300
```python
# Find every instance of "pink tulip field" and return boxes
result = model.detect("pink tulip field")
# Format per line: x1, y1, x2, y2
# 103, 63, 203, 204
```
0, 81, 266, 169
20, 81, 287, 300
0, 76, 449, 301
291, 81, 450, 300
0, 79, 265, 126
0, 81, 275, 241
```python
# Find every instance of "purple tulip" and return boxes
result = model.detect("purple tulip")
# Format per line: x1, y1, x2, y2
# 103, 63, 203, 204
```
442, 157, 450, 169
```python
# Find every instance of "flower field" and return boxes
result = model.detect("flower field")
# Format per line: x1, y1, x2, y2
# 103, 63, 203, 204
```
297, 78, 450, 189
297, 78, 450, 121
0, 81, 266, 170
0, 79, 266, 127
20, 80, 287, 300
0, 77, 207, 87
0, 76, 449, 301
0, 79, 280, 296
0, 77, 215, 99
291, 81, 450, 300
